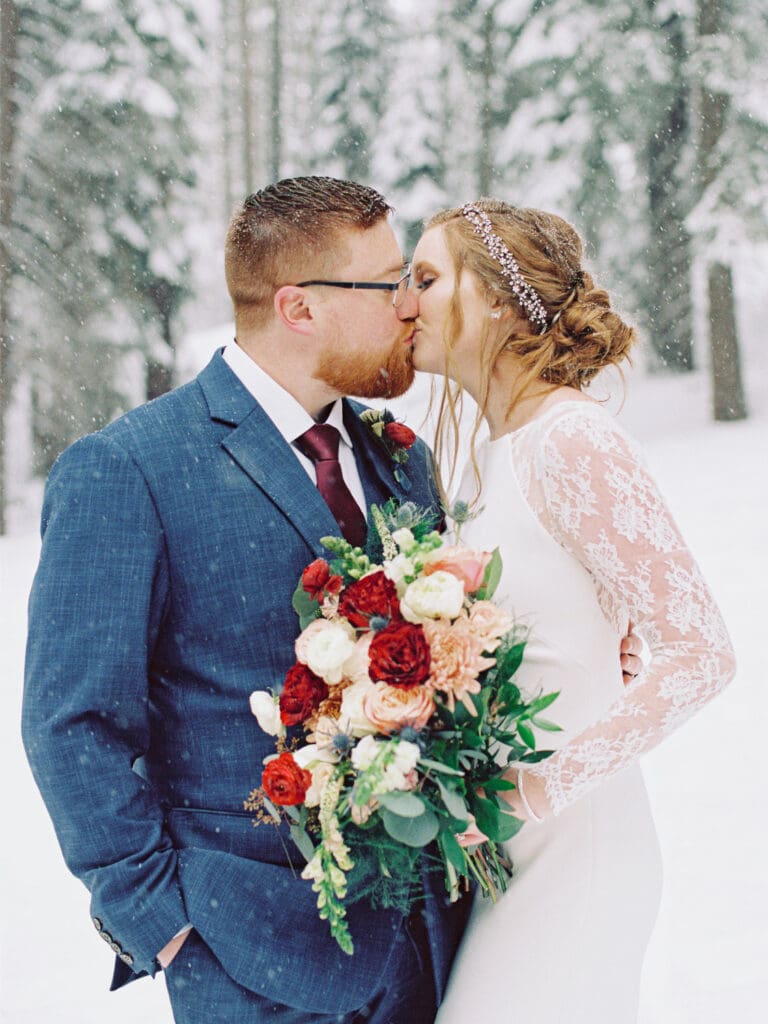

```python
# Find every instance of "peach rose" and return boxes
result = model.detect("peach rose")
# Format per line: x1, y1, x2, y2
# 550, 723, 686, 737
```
362, 682, 436, 735
423, 545, 492, 594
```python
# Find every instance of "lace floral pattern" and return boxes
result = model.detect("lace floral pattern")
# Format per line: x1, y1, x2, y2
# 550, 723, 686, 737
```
511, 403, 736, 817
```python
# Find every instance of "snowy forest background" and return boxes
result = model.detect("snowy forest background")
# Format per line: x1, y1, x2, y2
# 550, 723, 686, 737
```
1, 0, 767, 534
1, 3, 767, 1022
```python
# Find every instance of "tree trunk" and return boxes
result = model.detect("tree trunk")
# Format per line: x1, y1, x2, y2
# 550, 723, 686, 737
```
707, 263, 746, 421
0, 0, 19, 535
238, 0, 255, 190
646, 11, 694, 372
220, 0, 235, 213
697, 0, 747, 420
269, 0, 281, 181
477, 8, 493, 196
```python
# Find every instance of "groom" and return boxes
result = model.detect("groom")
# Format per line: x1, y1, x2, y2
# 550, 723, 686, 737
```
22, 176, 470, 1023
23, 176, 640, 1022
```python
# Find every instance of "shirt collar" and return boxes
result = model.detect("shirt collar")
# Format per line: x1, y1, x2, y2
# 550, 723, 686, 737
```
222, 341, 353, 450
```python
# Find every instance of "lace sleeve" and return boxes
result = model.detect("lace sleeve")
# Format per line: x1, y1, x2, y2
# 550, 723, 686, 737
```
518, 406, 736, 818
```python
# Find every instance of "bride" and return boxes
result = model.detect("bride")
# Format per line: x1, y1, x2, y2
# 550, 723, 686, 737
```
402, 200, 737, 1022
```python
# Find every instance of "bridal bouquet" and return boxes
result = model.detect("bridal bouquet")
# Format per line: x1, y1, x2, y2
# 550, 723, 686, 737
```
246, 502, 558, 953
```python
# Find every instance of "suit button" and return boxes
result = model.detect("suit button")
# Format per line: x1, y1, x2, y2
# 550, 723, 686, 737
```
119, 952, 134, 966
99, 930, 112, 944
109, 941, 122, 954
92, 917, 103, 931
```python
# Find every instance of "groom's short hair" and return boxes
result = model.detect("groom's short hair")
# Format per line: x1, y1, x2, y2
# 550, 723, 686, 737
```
225, 176, 392, 330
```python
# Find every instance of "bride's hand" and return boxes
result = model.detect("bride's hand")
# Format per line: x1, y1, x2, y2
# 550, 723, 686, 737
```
620, 624, 644, 684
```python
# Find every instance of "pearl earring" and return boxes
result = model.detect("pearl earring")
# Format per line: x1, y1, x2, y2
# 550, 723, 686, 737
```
490, 310, 501, 320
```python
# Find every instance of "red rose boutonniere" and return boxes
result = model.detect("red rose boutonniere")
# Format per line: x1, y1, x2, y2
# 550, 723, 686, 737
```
359, 409, 415, 491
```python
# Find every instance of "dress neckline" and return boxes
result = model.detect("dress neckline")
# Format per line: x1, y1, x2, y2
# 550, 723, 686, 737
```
484, 399, 601, 448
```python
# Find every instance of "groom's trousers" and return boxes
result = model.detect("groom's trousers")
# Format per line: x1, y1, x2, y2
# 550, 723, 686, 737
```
164, 910, 439, 1024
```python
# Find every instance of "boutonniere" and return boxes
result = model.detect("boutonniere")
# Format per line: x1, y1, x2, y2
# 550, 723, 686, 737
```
359, 408, 416, 490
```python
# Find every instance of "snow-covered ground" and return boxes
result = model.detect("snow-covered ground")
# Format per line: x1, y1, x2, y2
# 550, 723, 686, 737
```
2, 360, 766, 1023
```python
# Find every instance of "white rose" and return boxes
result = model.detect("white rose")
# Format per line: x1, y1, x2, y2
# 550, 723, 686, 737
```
400, 571, 465, 623
391, 528, 416, 552
304, 621, 357, 684
249, 691, 285, 738
383, 553, 416, 597
340, 680, 378, 737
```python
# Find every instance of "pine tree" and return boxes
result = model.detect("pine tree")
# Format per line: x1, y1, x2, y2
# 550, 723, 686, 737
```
309, 0, 396, 182
10, 0, 203, 471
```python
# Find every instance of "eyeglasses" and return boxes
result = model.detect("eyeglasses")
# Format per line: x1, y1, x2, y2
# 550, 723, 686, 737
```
297, 264, 411, 307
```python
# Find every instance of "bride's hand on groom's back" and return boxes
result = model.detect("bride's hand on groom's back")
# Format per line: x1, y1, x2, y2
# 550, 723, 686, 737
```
620, 625, 644, 684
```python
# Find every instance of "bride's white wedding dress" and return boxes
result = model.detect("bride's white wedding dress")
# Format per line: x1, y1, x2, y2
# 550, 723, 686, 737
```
436, 400, 735, 1024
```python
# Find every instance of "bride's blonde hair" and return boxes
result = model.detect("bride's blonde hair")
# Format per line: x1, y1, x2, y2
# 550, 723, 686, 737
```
425, 199, 636, 505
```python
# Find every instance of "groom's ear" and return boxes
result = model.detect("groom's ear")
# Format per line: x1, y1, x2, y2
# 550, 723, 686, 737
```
274, 285, 315, 336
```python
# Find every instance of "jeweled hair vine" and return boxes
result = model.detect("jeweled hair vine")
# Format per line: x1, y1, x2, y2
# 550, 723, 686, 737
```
461, 203, 549, 333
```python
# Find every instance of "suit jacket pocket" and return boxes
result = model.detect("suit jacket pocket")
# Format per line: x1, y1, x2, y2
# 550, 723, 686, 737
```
177, 846, 403, 1014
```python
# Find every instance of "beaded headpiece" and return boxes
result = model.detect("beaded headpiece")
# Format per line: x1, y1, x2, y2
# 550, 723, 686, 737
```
461, 203, 549, 333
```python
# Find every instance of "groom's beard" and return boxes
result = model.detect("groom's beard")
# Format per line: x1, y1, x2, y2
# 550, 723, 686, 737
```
315, 340, 415, 399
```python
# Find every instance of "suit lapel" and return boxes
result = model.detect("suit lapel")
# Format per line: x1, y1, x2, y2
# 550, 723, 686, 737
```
343, 401, 411, 513
197, 352, 341, 555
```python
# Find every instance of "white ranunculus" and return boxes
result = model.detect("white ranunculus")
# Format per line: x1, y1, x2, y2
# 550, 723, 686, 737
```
400, 571, 465, 623
391, 527, 416, 552
383, 553, 416, 597
293, 744, 337, 807
340, 680, 378, 737
249, 691, 285, 738
304, 621, 357, 684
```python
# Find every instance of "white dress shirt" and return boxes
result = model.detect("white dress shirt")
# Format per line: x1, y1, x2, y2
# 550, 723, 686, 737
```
222, 341, 368, 519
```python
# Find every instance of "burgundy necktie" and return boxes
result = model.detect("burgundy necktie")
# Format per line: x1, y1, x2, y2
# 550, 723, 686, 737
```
295, 424, 367, 548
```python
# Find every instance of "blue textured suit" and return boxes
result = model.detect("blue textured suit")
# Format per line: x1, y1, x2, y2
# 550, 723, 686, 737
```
22, 351, 469, 1018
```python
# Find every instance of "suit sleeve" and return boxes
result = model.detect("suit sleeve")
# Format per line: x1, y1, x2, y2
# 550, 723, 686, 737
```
22, 432, 189, 976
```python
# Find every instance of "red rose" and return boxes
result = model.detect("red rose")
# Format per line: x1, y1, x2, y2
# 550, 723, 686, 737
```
338, 571, 401, 628
301, 559, 343, 601
384, 422, 416, 449
368, 621, 431, 690
279, 663, 329, 726
262, 752, 312, 806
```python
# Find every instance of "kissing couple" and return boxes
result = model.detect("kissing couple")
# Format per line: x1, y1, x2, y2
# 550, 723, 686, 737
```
23, 176, 735, 1024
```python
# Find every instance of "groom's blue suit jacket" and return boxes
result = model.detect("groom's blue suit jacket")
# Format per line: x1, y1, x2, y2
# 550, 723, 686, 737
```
22, 351, 467, 1013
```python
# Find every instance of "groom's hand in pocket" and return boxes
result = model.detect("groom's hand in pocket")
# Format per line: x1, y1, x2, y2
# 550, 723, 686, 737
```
620, 624, 644, 684
157, 926, 193, 969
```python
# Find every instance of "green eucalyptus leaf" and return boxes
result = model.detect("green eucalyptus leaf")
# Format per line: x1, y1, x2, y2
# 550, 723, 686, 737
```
377, 791, 427, 818
528, 691, 560, 713
381, 807, 440, 847
436, 779, 470, 822
418, 758, 464, 777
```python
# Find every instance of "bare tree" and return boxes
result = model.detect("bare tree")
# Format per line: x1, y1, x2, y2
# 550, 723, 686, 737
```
0, 0, 19, 534
696, 0, 747, 421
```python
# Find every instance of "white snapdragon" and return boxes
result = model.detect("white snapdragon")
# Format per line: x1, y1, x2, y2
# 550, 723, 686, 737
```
391, 527, 416, 552
249, 691, 285, 738
400, 571, 465, 623
382, 740, 421, 791
351, 736, 422, 793
303, 621, 357, 684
